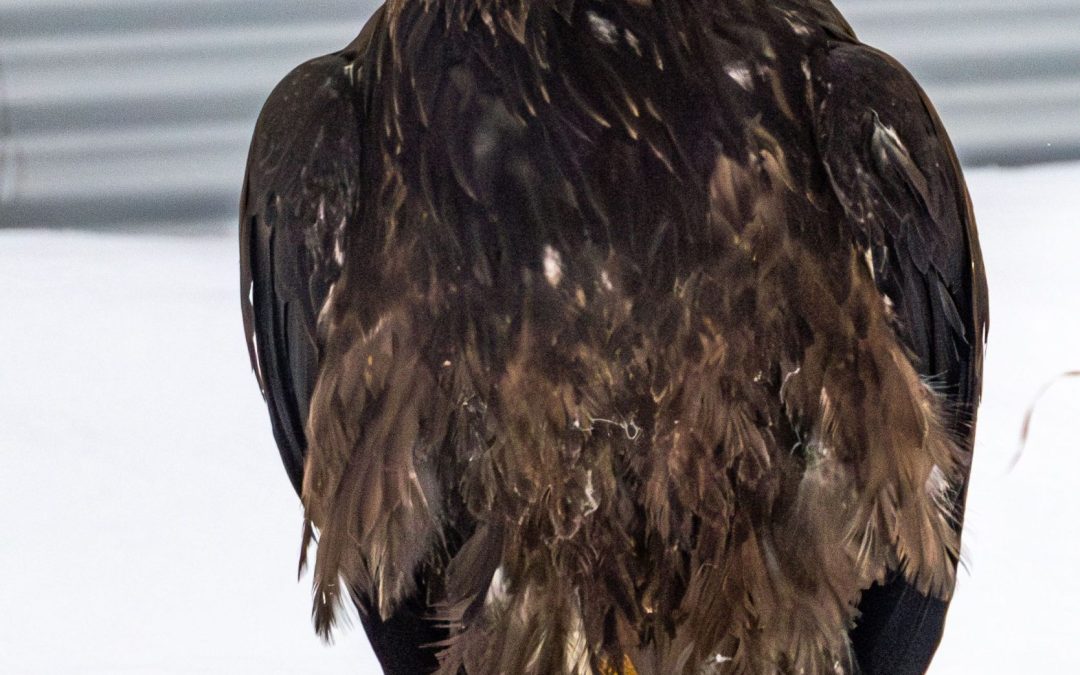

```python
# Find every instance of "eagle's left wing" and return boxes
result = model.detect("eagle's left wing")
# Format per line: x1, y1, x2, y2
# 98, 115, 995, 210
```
240, 9, 446, 674
239, 27, 373, 494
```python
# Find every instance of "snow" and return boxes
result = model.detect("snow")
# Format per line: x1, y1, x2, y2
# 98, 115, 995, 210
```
932, 162, 1080, 673
2, 161, 1079, 673
0, 229, 376, 673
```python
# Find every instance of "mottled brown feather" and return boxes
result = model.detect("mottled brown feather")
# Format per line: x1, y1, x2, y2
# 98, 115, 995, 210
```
242, 1, 986, 673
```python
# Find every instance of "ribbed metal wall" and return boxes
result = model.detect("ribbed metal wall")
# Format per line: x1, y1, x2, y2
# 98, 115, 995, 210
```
1, 0, 1078, 228
841, 0, 1080, 165
0, 0, 378, 228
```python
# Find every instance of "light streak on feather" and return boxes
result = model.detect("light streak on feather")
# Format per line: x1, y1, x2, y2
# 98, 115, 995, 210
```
863, 247, 875, 280
725, 62, 754, 90
784, 16, 812, 36
563, 593, 592, 674
543, 244, 564, 286
485, 566, 510, 609
780, 365, 801, 399
926, 464, 949, 501
581, 470, 599, 517
316, 281, 337, 326
586, 12, 619, 45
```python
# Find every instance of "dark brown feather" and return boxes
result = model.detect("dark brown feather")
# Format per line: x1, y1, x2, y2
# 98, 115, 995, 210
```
242, 1, 987, 673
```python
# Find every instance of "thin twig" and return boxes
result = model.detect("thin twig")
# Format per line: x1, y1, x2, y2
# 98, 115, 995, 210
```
1010, 370, 1080, 470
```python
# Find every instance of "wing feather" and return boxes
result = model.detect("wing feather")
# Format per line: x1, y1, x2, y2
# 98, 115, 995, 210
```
240, 33, 369, 493
240, 9, 446, 674
814, 43, 988, 674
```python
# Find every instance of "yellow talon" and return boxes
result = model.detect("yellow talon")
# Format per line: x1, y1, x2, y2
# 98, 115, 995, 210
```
598, 655, 637, 675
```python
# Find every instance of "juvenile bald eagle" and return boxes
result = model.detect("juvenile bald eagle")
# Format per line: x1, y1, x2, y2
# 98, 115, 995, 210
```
241, 2, 987, 673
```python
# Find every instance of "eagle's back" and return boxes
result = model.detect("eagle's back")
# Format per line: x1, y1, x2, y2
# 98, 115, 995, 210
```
244, 2, 986, 673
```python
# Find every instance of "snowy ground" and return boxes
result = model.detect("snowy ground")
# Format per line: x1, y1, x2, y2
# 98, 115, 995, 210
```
2, 162, 1078, 673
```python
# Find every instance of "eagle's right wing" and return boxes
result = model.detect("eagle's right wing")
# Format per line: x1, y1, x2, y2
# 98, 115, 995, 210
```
814, 42, 989, 674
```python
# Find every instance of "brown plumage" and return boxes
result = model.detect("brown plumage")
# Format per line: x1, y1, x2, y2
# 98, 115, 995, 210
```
240, 1, 987, 673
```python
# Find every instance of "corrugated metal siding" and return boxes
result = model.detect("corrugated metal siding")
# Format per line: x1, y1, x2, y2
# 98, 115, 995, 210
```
1, 0, 1078, 228
0, 0, 379, 227
837, 0, 1080, 165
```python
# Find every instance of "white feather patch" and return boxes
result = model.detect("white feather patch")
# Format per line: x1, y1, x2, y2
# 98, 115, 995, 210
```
586, 11, 619, 45
543, 244, 564, 286
725, 62, 754, 90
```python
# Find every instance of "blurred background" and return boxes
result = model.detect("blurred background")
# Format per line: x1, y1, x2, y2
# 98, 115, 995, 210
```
1, 1, 1078, 673
2, 0, 1080, 228
0, 0, 372, 229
